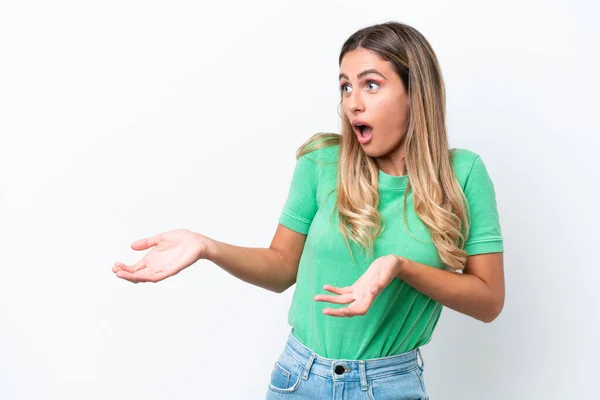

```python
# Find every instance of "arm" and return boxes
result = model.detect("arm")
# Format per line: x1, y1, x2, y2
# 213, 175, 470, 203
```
394, 252, 505, 323
204, 223, 306, 294
205, 143, 319, 293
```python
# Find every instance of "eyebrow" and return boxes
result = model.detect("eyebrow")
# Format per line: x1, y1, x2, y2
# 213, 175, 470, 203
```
338, 69, 387, 81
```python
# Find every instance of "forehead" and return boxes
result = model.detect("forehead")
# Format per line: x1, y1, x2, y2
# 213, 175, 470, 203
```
339, 48, 391, 75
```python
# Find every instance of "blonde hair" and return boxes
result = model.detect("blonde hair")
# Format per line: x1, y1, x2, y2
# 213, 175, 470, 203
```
296, 22, 470, 273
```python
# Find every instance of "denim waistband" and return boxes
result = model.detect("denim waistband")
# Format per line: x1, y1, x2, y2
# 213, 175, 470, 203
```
284, 329, 424, 386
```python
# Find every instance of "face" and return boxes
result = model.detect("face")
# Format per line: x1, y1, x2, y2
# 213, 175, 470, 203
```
339, 47, 410, 170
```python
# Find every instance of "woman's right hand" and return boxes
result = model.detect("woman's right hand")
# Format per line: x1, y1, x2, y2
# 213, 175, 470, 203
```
112, 228, 211, 283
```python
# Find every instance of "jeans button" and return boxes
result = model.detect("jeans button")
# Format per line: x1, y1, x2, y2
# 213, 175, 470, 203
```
334, 365, 345, 374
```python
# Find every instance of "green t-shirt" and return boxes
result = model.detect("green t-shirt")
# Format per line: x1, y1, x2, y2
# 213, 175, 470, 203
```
278, 142, 504, 360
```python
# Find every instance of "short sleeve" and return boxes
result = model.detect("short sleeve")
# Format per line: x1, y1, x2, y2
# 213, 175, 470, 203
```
463, 155, 504, 255
278, 152, 319, 234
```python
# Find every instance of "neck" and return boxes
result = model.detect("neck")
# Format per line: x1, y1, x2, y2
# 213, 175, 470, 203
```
375, 144, 407, 176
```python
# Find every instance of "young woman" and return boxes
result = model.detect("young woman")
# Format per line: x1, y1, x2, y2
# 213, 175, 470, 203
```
113, 21, 505, 400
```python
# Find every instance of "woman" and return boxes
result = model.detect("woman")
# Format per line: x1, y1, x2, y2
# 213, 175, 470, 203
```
113, 21, 505, 399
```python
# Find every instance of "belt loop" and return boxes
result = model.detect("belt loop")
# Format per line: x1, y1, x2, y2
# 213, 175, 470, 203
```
359, 360, 368, 391
302, 353, 316, 380
417, 348, 424, 368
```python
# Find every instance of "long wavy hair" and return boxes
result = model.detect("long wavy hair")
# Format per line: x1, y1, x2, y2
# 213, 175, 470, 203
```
296, 21, 470, 273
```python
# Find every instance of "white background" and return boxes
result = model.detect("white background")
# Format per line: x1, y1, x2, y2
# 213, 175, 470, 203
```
1, 1, 598, 399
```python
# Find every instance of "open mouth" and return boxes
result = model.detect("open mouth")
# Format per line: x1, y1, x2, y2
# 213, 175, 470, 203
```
355, 123, 372, 136
353, 122, 373, 144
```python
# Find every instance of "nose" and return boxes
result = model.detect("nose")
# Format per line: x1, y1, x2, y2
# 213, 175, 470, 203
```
346, 90, 365, 114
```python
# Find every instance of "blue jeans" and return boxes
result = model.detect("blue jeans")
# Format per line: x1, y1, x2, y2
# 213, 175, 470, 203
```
265, 329, 429, 399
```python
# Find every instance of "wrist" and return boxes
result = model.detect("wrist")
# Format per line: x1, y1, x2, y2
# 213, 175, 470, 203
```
393, 255, 408, 279
196, 232, 217, 261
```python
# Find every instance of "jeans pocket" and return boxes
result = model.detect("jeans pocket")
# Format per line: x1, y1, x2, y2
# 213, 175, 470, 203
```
368, 369, 427, 400
268, 353, 303, 393
413, 365, 429, 400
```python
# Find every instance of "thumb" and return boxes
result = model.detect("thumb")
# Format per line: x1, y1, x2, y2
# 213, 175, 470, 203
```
131, 235, 160, 251
370, 284, 379, 295
370, 275, 392, 296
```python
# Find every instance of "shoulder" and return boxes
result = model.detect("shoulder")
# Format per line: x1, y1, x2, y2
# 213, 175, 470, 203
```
296, 133, 341, 165
449, 148, 485, 188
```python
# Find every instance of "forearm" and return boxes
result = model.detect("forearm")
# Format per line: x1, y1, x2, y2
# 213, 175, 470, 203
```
395, 256, 501, 323
202, 235, 294, 293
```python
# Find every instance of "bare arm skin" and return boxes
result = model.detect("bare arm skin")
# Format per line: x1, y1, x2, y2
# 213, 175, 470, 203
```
205, 223, 307, 293
113, 224, 307, 294
395, 252, 505, 323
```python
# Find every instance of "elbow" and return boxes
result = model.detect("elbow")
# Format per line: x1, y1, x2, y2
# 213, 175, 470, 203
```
269, 282, 287, 294
272, 279, 296, 294
279, 280, 296, 294
273, 285, 288, 294
481, 301, 504, 323
481, 312, 499, 323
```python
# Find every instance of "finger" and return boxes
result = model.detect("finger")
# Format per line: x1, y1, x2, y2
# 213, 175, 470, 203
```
113, 261, 132, 270
116, 268, 160, 283
131, 235, 161, 251
349, 302, 369, 316
323, 284, 352, 295
114, 261, 146, 273
130, 259, 147, 273
313, 293, 353, 304
115, 270, 143, 283
322, 307, 353, 317
113, 262, 131, 273
323, 303, 368, 317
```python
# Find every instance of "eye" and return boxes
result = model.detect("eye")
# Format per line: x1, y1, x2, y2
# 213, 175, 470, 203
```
366, 80, 380, 90
339, 80, 380, 94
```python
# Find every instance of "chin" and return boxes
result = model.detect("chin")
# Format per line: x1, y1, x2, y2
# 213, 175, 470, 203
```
360, 145, 386, 158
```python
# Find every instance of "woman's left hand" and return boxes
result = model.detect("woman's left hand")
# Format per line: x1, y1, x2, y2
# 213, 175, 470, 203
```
314, 255, 403, 317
